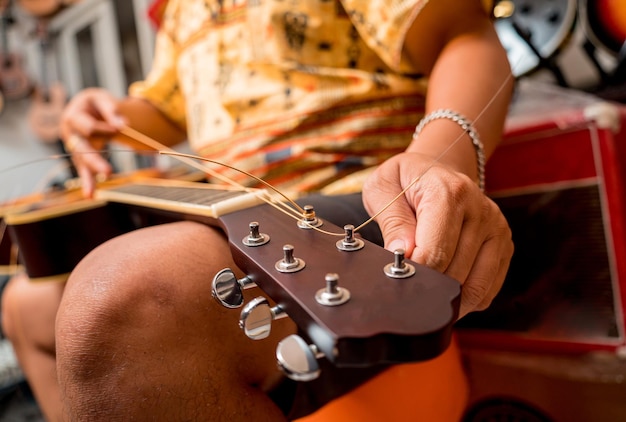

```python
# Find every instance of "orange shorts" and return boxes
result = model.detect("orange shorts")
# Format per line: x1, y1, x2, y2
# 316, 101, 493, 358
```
295, 335, 468, 422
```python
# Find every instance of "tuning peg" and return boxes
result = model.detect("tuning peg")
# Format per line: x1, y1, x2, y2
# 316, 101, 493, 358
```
384, 249, 416, 279
239, 296, 286, 340
211, 268, 256, 308
315, 273, 350, 306
275, 244, 305, 273
242, 221, 270, 246
335, 224, 364, 251
276, 334, 323, 382
297, 205, 323, 229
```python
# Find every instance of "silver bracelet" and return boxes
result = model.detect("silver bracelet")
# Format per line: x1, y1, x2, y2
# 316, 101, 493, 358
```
413, 109, 485, 192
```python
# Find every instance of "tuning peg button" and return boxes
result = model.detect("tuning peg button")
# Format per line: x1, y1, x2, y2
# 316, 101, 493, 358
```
276, 334, 322, 382
297, 205, 323, 229
211, 268, 256, 308
315, 273, 350, 306
336, 224, 364, 251
275, 244, 305, 273
384, 249, 416, 279
243, 221, 270, 246
239, 296, 286, 340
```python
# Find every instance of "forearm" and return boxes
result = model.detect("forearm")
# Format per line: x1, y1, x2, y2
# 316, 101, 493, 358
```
403, 0, 514, 184
409, 26, 513, 182
113, 97, 187, 150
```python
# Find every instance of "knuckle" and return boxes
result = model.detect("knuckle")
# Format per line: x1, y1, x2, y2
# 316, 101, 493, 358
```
423, 245, 452, 272
462, 278, 492, 311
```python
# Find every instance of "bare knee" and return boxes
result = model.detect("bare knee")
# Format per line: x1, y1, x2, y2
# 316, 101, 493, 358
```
57, 221, 231, 352
56, 221, 295, 419
56, 222, 238, 403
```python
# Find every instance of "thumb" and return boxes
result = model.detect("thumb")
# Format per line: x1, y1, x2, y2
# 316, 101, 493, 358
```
377, 204, 418, 260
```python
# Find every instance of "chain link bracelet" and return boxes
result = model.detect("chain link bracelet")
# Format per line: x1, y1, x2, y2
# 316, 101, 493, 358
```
413, 109, 485, 192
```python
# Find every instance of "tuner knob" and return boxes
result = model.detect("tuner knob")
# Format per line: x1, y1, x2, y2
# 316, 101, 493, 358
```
336, 224, 364, 251
275, 244, 306, 273
297, 205, 323, 229
211, 268, 256, 308
384, 249, 416, 279
239, 296, 286, 340
315, 273, 350, 306
276, 334, 323, 382
242, 221, 270, 246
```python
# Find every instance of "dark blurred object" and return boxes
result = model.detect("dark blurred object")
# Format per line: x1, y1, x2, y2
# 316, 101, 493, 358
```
492, 0, 577, 81
462, 348, 626, 422
458, 80, 626, 355
579, 0, 626, 85
458, 80, 626, 422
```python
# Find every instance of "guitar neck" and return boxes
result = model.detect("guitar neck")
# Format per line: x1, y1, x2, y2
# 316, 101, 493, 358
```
4, 179, 266, 279
5, 177, 460, 366
95, 180, 266, 220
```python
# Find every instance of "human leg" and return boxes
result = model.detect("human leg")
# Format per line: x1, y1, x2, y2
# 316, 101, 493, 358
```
56, 220, 297, 421
1, 273, 65, 421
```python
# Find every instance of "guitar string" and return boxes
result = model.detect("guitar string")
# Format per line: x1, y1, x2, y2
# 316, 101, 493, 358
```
128, 67, 515, 237
115, 126, 313, 232
0, 68, 515, 244
119, 126, 307, 215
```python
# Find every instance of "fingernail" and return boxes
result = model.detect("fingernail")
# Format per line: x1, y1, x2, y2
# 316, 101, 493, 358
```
387, 239, 406, 254
112, 116, 126, 128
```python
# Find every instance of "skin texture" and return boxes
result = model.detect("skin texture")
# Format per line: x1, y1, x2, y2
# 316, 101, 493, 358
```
2, 0, 514, 420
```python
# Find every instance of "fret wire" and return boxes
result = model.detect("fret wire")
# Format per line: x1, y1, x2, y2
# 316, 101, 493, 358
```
112, 185, 246, 207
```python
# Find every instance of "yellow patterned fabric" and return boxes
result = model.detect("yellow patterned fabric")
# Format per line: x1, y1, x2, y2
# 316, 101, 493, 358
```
130, 0, 489, 194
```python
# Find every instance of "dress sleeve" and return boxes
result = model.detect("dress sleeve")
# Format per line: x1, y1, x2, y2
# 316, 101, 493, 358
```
127, 0, 187, 130
340, 0, 494, 73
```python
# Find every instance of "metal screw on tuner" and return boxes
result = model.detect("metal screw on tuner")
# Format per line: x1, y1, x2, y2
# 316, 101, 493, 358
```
336, 224, 365, 251
384, 249, 416, 279
276, 334, 324, 381
275, 244, 306, 273
242, 221, 270, 246
239, 296, 287, 340
211, 268, 256, 308
315, 273, 350, 306
297, 205, 324, 229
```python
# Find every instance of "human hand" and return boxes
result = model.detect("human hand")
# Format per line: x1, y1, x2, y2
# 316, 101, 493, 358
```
362, 152, 513, 318
60, 88, 127, 197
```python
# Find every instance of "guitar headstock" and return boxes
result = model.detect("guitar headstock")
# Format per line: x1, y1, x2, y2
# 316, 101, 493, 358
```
215, 202, 461, 376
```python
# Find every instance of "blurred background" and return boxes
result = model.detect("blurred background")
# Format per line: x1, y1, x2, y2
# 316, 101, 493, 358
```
0, 0, 625, 420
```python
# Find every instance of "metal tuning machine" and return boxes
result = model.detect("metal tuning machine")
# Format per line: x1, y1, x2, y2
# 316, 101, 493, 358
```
335, 224, 364, 251
242, 221, 270, 246
315, 273, 350, 306
239, 296, 286, 340
211, 268, 256, 308
276, 334, 323, 382
275, 244, 306, 273
384, 249, 416, 279
297, 205, 323, 229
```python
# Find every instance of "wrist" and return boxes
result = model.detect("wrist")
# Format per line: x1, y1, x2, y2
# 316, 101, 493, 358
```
408, 109, 485, 191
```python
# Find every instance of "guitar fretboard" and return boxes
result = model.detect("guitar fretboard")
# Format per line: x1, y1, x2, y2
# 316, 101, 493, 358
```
98, 182, 265, 218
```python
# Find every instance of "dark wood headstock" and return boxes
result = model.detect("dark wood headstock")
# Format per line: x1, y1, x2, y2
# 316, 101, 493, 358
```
219, 203, 461, 367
